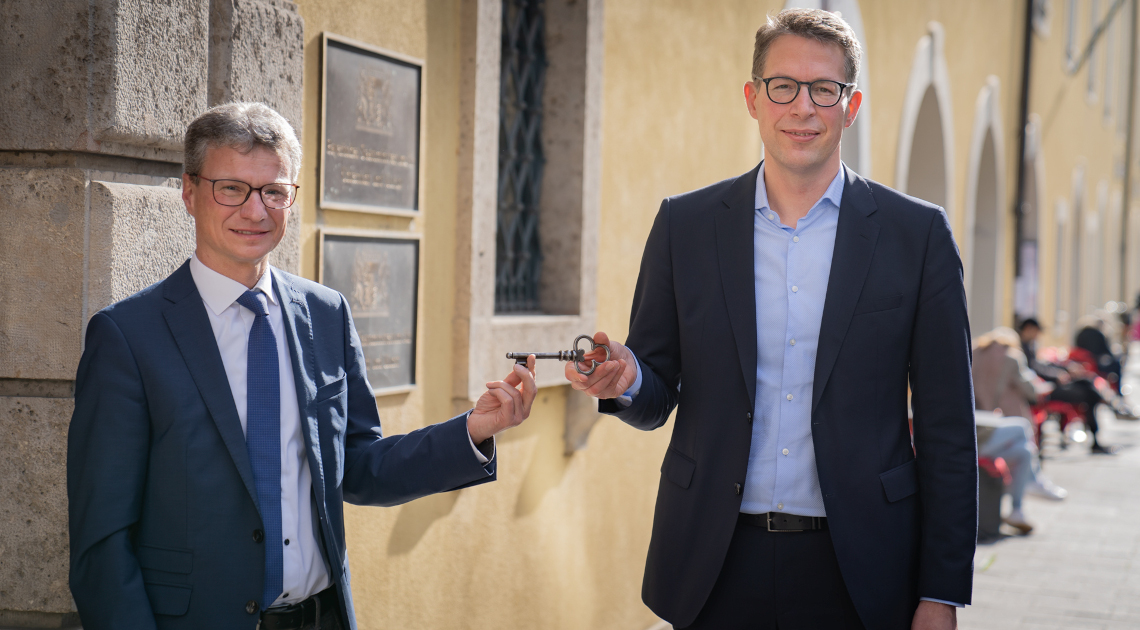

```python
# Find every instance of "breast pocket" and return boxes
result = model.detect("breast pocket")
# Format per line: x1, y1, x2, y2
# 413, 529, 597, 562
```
853, 293, 904, 315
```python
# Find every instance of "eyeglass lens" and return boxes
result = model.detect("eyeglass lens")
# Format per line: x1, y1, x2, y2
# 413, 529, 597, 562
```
212, 179, 297, 209
766, 78, 844, 107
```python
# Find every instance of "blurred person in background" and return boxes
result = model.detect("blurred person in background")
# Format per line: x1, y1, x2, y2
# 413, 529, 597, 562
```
1019, 318, 1121, 453
972, 328, 1066, 535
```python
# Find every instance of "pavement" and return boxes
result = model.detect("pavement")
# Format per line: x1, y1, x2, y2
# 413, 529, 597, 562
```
960, 346, 1140, 630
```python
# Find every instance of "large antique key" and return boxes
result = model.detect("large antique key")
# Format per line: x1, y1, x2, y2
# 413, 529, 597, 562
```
506, 334, 611, 376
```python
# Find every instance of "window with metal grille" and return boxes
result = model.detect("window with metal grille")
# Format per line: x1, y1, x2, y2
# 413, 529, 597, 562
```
496, 0, 547, 313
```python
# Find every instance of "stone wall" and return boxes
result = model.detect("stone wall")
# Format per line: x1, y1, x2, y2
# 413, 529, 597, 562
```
0, 1, 303, 625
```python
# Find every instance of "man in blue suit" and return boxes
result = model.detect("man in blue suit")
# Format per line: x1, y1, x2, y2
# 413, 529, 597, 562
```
68, 102, 537, 630
567, 9, 976, 630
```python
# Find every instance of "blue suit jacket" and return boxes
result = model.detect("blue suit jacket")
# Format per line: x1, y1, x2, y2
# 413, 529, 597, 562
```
600, 164, 978, 629
68, 261, 494, 630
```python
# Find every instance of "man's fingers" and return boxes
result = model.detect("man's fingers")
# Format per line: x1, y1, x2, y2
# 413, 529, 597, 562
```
592, 331, 611, 347
515, 362, 538, 416
489, 380, 525, 425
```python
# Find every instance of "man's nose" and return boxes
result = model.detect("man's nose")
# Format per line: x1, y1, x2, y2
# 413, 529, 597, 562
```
239, 191, 270, 220
789, 85, 816, 114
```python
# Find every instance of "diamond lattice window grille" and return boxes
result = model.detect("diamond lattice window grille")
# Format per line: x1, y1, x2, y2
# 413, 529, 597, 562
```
495, 0, 547, 313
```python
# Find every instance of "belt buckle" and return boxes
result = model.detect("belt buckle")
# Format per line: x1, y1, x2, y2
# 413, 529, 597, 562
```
766, 512, 803, 533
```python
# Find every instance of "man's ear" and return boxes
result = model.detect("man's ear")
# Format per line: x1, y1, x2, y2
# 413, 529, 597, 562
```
181, 173, 197, 217
843, 90, 863, 128
745, 81, 761, 121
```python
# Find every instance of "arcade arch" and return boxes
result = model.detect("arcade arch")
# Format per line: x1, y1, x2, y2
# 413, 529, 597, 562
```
896, 23, 955, 222
963, 78, 1007, 336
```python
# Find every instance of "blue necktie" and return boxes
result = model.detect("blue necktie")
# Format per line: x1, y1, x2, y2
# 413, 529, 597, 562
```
236, 290, 283, 609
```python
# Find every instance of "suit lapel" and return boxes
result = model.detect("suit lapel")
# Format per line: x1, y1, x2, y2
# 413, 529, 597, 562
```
273, 271, 327, 509
812, 168, 880, 411
161, 262, 259, 510
715, 164, 761, 409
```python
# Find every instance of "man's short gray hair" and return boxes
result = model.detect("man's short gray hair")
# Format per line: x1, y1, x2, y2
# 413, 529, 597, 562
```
184, 102, 302, 183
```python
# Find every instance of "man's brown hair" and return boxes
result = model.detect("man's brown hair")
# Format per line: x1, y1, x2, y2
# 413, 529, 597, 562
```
752, 8, 862, 85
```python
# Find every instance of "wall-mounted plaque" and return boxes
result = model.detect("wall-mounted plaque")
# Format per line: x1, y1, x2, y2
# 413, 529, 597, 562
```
319, 230, 420, 393
321, 34, 422, 215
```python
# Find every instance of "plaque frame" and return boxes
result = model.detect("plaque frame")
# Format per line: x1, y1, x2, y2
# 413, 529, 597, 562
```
317, 228, 422, 397
320, 33, 425, 217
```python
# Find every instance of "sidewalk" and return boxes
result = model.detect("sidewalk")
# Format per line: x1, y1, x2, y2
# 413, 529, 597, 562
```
959, 348, 1140, 629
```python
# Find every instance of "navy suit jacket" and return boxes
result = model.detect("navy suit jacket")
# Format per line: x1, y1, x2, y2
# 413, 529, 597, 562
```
600, 164, 978, 629
68, 261, 494, 630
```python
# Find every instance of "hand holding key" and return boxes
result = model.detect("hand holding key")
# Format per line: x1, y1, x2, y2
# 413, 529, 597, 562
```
507, 335, 611, 375
563, 332, 638, 400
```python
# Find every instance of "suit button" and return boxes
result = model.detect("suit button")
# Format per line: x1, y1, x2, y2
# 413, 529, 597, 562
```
746, 412, 752, 423
253, 529, 264, 543
734, 483, 742, 495
246, 600, 258, 614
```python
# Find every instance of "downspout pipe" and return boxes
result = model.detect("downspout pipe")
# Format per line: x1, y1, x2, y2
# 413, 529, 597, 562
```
1120, 0, 1138, 301
1013, 0, 1034, 284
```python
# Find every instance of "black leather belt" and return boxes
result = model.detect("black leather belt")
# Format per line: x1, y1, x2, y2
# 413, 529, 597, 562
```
739, 511, 828, 532
259, 585, 339, 630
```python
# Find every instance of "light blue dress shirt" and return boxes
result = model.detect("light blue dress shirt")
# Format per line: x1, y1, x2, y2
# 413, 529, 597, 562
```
741, 162, 842, 516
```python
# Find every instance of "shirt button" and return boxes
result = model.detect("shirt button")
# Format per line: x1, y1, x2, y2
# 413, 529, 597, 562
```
769, 213, 776, 220
777, 503, 784, 510
786, 394, 793, 401
789, 339, 796, 346
782, 448, 790, 455
252, 529, 264, 543
791, 285, 799, 292
246, 600, 258, 615
793, 236, 800, 242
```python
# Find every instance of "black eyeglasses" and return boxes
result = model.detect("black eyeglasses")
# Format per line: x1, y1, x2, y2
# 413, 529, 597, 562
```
189, 175, 299, 209
755, 76, 856, 107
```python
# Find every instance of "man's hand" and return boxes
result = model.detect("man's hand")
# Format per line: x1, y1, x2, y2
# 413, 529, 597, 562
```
564, 331, 638, 400
912, 601, 957, 630
468, 356, 537, 444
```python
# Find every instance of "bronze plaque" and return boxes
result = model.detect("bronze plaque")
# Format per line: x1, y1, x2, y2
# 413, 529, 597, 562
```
322, 37, 421, 213
321, 234, 419, 391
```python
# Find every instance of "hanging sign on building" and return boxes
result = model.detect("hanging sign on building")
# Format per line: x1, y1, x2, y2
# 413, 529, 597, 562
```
321, 33, 422, 215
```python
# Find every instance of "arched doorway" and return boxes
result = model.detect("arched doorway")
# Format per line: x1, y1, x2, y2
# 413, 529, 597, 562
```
782, 0, 872, 176
896, 23, 955, 217
964, 78, 1006, 336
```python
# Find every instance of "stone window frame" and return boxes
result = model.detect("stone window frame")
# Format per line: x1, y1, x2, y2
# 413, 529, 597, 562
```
453, 0, 604, 402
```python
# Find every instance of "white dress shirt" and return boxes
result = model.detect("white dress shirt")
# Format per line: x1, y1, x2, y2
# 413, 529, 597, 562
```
189, 255, 329, 606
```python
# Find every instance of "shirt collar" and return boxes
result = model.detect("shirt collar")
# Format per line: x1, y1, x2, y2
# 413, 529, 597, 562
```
189, 253, 278, 316
755, 161, 846, 215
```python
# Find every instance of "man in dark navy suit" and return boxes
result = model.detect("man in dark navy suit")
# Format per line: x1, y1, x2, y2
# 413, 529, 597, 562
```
567, 9, 976, 630
68, 102, 537, 630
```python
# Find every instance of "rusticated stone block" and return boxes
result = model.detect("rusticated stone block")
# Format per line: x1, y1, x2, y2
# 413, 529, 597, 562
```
87, 180, 300, 317
210, 0, 305, 133
87, 181, 197, 315
0, 397, 75, 614
0, 169, 87, 381
0, 0, 209, 160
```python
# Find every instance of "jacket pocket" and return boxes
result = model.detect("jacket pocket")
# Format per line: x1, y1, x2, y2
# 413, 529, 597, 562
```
314, 375, 347, 403
879, 459, 919, 502
854, 293, 904, 315
661, 447, 696, 489
143, 581, 192, 616
137, 545, 193, 574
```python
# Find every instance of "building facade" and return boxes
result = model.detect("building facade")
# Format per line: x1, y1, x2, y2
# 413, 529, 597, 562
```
1, 0, 1136, 628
